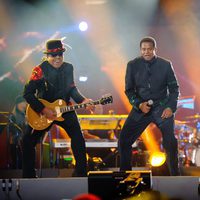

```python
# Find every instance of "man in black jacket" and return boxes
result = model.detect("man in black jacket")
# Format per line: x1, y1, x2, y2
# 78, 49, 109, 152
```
119, 36, 180, 175
22, 39, 93, 178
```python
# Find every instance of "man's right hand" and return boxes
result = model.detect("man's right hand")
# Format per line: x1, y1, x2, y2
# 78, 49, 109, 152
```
41, 107, 57, 120
139, 102, 151, 113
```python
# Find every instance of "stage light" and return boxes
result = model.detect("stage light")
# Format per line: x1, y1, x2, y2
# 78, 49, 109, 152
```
79, 21, 88, 31
79, 76, 88, 82
149, 152, 166, 167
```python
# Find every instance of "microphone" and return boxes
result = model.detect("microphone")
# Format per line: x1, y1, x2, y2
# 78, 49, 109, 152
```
147, 99, 153, 107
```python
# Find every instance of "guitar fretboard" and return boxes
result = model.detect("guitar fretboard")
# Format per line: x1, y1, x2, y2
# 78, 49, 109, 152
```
60, 100, 101, 113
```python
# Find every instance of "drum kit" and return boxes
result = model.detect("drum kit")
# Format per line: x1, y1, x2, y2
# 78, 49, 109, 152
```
175, 114, 200, 167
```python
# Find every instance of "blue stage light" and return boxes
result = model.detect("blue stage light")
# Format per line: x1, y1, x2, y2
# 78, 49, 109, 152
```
79, 21, 88, 31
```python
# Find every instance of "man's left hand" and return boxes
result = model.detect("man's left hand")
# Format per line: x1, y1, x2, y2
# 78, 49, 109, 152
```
82, 98, 95, 111
161, 108, 173, 119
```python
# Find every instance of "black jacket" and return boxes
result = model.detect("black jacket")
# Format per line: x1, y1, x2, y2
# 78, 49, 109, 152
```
125, 56, 179, 113
23, 61, 85, 113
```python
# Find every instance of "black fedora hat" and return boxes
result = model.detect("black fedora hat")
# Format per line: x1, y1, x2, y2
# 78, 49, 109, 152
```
43, 39, 66, 54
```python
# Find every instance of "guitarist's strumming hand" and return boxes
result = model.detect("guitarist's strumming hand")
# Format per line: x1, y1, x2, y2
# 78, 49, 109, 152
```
82, 98, 95, 112
41, 107, 57, 120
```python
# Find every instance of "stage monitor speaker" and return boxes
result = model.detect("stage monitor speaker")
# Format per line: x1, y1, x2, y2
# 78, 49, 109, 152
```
88, 170, 152, 200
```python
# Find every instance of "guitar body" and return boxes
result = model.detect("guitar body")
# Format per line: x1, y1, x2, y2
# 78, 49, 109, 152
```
26, 99, 66, 130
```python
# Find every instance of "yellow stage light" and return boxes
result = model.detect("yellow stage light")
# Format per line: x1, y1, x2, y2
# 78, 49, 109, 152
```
149, 152, 166, 167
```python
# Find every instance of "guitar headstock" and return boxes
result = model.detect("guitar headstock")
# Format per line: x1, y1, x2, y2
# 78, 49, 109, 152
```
100, 94, 113, 105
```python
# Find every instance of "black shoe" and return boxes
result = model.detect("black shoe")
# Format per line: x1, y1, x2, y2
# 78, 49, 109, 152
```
23, 169, 38, 178
23, 174, 38, 178
72, 170, 87, 177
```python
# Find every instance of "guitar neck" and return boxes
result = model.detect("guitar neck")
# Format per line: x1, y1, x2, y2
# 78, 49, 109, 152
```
60, 100, 101, 114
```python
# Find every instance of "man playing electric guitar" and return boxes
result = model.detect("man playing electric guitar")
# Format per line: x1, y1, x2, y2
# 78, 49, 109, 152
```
22, 39, 95, 178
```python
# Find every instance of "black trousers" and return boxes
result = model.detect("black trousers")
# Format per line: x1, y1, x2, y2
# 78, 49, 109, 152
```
119, 107, 180, 176
22, 111, 87, 178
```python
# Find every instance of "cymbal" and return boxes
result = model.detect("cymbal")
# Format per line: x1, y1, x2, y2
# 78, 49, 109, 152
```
186, 114, 200, 119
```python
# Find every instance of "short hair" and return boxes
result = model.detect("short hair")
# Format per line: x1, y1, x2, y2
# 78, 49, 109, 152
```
140, 36, 157, 48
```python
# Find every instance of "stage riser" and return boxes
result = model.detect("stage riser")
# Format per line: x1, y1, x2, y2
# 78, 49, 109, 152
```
0, 177, 199, 200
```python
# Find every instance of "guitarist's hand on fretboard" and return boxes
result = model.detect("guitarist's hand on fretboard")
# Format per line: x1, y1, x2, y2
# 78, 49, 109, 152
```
41, 107, 56, 120
82, 98, 95, 112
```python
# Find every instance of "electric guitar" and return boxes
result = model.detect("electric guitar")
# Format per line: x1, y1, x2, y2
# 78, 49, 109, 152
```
26, 94, 113, 130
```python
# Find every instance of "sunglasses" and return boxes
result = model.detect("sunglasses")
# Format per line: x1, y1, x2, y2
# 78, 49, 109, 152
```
48, 53, 63, 57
